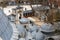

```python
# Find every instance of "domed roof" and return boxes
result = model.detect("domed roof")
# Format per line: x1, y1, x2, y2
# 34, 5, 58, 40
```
28, 24, 39, 32
36, 32, 45, 40
16, 24, 25, 33
40, 23, 55, 32
0, 9, 13, 40
19, 18, 29, 24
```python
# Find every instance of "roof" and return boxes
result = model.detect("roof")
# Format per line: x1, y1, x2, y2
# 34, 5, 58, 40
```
12, 6, 23, 10
33, 6, 50, 11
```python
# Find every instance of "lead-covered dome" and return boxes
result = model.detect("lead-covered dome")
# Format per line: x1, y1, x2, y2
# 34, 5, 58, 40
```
0, 9, 13, 40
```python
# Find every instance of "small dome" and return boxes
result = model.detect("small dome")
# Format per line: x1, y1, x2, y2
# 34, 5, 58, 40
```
19, 18, 29, 24
40, 23, 55, 32
26, 32, 33, 40
28, 24, 39, 32
36, 32, 45, 40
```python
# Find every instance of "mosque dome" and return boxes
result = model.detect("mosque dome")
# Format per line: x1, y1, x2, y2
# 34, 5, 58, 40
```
40, 23, 55, 32
0, 9, 13, 40
19, 18, 30, 24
